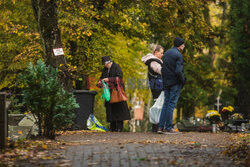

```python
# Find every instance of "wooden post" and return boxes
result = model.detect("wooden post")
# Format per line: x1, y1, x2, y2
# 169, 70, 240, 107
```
0, 93, 7, 149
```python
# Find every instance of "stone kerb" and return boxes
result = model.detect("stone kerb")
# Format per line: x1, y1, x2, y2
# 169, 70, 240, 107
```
8, 114, 39, 140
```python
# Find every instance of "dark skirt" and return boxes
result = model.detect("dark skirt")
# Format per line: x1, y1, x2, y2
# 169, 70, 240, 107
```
105, 101, 131, 122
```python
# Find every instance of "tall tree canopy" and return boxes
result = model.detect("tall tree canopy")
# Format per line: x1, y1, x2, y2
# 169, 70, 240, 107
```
229, 0, 250, 117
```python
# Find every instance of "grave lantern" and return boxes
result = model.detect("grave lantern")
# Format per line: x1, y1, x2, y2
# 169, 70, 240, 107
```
134, 101, 144, 121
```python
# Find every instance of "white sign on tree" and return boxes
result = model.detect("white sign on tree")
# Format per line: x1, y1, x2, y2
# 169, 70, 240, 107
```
53, 48, 64, 56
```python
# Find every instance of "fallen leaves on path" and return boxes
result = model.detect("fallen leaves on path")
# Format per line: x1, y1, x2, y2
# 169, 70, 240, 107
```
222, 133, 250, 166
0, 138, 66, 166
1, 132, 248, 166
56, 130, 104, 135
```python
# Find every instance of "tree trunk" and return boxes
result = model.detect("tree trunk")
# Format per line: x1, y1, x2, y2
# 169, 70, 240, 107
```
229, 0, 250, 119
202, 0, 216, 64
183, 104, 195, 119
176, 106, 181, 122
31, 0, 72, 91
237, 79, 250, 118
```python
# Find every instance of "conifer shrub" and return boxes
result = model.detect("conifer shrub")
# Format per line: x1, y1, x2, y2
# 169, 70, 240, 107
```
20, 60, 79, 139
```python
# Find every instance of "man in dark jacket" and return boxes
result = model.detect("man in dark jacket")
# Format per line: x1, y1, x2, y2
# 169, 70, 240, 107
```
158, 37, 185, 134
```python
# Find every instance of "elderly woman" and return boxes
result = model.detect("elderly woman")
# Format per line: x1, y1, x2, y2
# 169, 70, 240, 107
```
97, 56, 131, 132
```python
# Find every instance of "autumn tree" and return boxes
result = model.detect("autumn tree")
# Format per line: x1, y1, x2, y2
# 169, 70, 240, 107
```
142, 0, 216, 119
31, 0, 72, 91
0, 0, 42, 90
229, 0, 250, 117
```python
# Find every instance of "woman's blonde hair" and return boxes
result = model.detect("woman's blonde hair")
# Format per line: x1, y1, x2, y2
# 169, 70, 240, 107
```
153, 45, 163, 54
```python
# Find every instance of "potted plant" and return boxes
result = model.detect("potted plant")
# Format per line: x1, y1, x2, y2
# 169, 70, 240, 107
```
230, 113, 244, 126
221, 106, 234, 121
205, 110, 222, 133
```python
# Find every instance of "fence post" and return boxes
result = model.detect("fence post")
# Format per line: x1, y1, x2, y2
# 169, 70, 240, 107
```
0, 93, 7, 149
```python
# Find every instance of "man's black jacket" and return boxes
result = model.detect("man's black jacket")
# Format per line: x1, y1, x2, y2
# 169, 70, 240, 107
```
161, 47, 185, 87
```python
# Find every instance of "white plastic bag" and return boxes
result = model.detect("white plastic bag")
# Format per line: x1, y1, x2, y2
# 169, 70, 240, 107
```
149, 91, 164, 124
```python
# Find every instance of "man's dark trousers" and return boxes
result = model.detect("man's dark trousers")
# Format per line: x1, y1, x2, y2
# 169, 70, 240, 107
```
158, 84, 182, 131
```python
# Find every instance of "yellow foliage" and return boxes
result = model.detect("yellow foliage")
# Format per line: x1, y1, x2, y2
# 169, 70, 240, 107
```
222, 106, 234, 113
42, 144, 48, 149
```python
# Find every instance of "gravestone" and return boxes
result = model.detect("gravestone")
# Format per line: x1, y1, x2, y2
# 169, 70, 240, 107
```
0, 93, 7, 149
7, 114, 39, 140
18, 114, 39, 137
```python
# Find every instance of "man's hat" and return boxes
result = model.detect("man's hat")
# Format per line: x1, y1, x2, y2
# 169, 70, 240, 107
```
102, 56, 111, 65
174, 37, 184, 47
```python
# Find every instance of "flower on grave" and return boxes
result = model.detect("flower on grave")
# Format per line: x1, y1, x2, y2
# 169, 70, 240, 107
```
230, 113, 243, 120
221, 106, 234, 114
206, 110, 222, 123
221, 106, 234, 121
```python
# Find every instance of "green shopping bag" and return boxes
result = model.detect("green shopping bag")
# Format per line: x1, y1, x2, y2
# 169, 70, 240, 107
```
101, 80, 110, 102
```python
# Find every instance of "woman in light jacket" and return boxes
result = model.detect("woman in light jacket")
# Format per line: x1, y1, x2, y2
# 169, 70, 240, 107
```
142, 45, 164, 132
